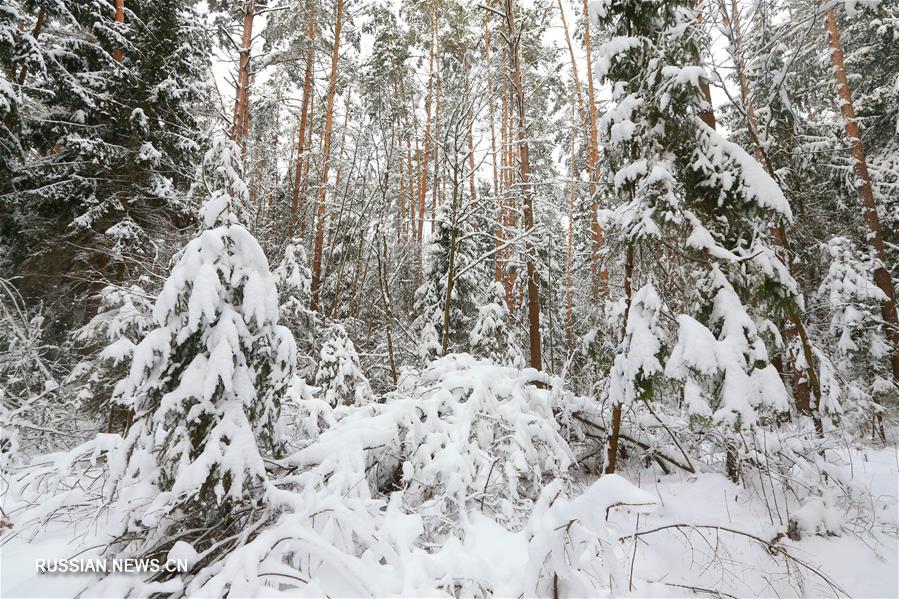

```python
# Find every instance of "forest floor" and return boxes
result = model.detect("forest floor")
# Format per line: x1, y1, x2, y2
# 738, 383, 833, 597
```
1, 445, 896, 598
614, 444, 898, 598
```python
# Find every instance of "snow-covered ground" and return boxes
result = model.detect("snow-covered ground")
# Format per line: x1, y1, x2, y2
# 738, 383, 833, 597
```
616, 446, 898, 598
3, 444, 895, 598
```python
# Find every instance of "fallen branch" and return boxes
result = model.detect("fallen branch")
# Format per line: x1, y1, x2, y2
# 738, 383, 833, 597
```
572, 411, 696, 474
621, 523, 849, 598
662, 581, 737, 598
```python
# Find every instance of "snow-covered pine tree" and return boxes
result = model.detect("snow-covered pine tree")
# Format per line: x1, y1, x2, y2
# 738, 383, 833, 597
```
470, 281, 524, 367
70, 283, 154, 432
314, 323, 371, 407
817, 237, 892, 433
275, 236, 317, 368
413, 200, 480, 361
102, 137, 296, 578
594, 0, 796, 478
2, 0, 211, 337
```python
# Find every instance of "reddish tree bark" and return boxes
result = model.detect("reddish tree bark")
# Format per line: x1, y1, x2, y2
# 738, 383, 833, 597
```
114, 0, 124, 62
309, 0, 344, 312
823, 6, 899, 383
606, 244, 634, 474
231, 0, 255, 149
582, 0, 607, 295
289, 0, 317, 237
503, 0, 542, 373
15, 7, 44, 85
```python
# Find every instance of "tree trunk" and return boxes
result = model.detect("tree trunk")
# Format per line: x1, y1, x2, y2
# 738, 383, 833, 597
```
823, 6, 899, 383
582, 0, 606, 296
289, 0, 317, 237
558, 0, 584, 341
231, 0, 255, 148
693, 1, 716, 129
504, 0, 542, 373
557, 0, 585, 124
606, 243, 634, 474
114, 0, 124, 62
309, 0, 344, 312
418, 7, 437, 243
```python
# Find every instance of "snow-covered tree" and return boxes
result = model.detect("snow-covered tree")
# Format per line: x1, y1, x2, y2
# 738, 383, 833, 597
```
315, 323, 371, 406
609, 284, 665, 409
816, 237, 894, 428
1, 0, 211, 337
275, 236, 316, 356
594, 0, 797, 477
103, 137, 296, 573
371, 355, 573, 535
470, 281, 524, 367
413, 200, 480, 361
70, 283, 154, 430
667, 267, 791, 426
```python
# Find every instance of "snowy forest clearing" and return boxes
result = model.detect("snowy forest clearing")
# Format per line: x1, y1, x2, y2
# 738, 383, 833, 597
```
2, 0, 899, 596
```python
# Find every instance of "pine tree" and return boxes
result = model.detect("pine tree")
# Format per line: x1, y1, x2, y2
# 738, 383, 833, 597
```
314, 323, 371, 406
821, 1, 899, 384
470, 281, 524, 367
1, 0, 211, 337
594, 0, 797, 477
104, 137, 296, 572
310, 0, 346, 311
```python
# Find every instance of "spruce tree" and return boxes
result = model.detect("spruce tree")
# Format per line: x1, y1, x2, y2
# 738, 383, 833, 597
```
1, 0, 211, 335
104, 137, 296, 572
413, 200, 479, 361
594, 0, 797, 477
314, 323, 371, 406
816, 236, 892, 432
470, 281, 524, 367
275, 236, 315, 358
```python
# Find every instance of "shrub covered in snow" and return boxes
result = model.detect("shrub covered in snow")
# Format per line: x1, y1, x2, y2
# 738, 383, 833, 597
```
374, 355, 572, 534
520, 475, 656, 597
